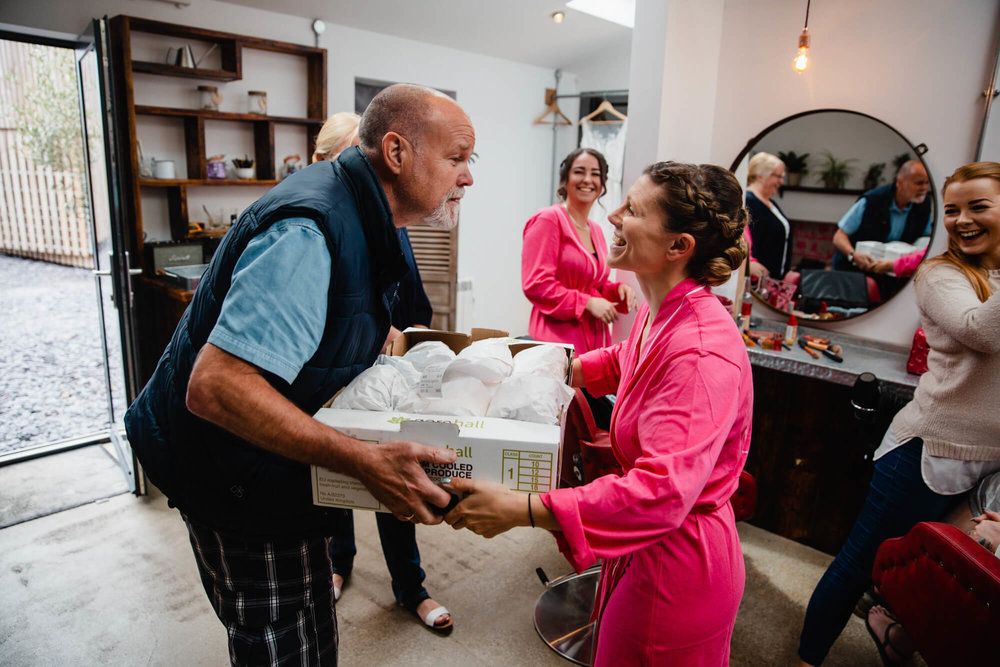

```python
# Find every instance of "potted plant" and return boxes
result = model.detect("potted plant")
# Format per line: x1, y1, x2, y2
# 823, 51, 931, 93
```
863, 162, 885, 191
232, 155, 255, 180
816, 151, 856, 190
777, 150, 809, 187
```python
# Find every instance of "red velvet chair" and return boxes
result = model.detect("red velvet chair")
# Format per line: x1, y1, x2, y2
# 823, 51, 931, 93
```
559, 389, 615, 487
872, 522, 1000, 665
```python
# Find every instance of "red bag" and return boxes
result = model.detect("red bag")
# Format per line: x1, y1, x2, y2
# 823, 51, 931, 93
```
907, 328, 929, 375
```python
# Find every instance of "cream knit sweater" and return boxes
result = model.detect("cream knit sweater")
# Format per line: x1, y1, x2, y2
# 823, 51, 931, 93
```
893, 263, 1000, 461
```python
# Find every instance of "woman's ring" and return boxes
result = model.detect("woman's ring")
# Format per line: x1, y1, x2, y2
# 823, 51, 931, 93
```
401, 512, 415, 522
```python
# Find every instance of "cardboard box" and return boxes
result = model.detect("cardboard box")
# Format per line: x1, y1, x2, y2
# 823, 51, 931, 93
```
310, 328, 573, 511
311, 411, 562, 511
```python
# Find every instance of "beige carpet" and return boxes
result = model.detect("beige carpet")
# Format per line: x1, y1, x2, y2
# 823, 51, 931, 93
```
0, 488, 887, 666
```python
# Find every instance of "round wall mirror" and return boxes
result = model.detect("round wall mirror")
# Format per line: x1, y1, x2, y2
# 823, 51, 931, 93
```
730, 109, 937, 321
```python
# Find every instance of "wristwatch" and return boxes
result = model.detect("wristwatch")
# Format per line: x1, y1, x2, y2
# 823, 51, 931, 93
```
847, 252, 854, 265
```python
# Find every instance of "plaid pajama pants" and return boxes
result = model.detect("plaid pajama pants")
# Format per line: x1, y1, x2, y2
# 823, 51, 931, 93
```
184, 515, 338, 666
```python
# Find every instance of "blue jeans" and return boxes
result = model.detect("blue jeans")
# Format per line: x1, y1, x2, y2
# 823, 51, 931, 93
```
329, 510, 428, 611
797, 438, 957, 665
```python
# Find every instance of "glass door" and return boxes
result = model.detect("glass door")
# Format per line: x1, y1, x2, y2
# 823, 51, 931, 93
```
76, 18, 145, 494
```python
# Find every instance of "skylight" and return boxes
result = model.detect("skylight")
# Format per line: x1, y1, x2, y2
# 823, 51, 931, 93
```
566, 0, 635, 29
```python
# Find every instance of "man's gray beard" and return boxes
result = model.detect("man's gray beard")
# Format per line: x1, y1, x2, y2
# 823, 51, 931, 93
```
422, 189, 463, 229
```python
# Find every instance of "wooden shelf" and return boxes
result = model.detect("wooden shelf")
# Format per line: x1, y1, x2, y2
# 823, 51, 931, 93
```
140, 178, 281, 187
131, 61, 240, 81
780, 184, 865, 196
187, 229, 230, 239
113, 14, 327, 384
135, 105, 323, 126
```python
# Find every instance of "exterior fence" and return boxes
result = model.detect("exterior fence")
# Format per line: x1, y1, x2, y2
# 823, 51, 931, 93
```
0, 131, 94, 269
0, 38, 94, 270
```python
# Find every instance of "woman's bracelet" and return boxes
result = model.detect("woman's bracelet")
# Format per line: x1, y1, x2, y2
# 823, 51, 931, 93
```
528, 493, 535, 528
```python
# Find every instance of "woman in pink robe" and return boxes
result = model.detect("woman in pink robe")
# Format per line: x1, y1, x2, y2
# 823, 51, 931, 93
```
522, 148, 636, 356
447, 162, 754, 666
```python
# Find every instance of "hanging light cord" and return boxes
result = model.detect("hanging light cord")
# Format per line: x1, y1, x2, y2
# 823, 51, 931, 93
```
803, 0, 811, 29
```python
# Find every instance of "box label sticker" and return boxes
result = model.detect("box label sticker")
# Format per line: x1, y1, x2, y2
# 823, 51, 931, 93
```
417, 362, 447, 398
501, 449, 554, 492
312, 467, 382, 510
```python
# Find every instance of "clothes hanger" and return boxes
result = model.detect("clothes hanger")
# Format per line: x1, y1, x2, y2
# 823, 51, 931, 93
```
534, 88, 572, 126
579, 99, 627, 125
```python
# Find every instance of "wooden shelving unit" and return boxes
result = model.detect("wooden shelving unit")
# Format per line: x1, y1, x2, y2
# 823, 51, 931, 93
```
108, 15, 327, 381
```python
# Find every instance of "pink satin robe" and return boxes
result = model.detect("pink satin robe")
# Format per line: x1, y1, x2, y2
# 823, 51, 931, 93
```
542, 278, 754, 666
522, 204, 623, 355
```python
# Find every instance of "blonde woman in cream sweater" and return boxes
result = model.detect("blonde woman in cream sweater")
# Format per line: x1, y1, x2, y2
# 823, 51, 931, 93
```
797, 161, 1000, 667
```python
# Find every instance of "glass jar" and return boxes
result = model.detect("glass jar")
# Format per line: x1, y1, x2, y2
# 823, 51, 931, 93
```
248, 90, 267, 115
198, 85, 220, 111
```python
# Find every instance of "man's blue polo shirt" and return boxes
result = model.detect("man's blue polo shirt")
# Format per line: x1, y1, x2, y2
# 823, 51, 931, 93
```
208, 217, 330, 384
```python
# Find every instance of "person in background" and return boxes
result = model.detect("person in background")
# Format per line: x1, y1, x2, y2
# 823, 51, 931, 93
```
449, 161, 753, 665
745, 152, 791, 279
521, 148, 636, 426
313, 111, 451, 633
124, 84, 475, 665
832, 160, 932, 272
796, 161, 1000, 666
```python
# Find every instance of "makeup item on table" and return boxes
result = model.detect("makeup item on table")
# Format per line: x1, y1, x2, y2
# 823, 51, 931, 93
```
797, 337, 820, 359
806, 340, 828, 351
742, 332, 756, 348
822, 347, 844, 363
802, 334, 830, 345
746, 330, 782, 341
739, 278, 753, 333
784, 313, 798, 345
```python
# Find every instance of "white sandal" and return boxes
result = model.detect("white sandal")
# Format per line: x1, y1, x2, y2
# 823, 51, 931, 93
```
419, 604, 453, 633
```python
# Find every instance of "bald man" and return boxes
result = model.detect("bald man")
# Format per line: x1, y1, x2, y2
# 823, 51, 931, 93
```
832, 160, 932, 272
125, 84, 475, 665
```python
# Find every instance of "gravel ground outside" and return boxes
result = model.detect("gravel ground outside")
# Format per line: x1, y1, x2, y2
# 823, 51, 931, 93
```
0, 253, 126, 454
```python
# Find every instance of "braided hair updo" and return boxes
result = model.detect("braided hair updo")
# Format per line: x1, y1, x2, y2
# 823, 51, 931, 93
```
642, 162, 749, 286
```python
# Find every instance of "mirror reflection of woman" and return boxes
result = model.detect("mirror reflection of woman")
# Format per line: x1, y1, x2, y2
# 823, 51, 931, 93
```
521, 148, 636, 424
796, 162, 1000, 667
450, 162, 754, 665
745, 152, 791, 279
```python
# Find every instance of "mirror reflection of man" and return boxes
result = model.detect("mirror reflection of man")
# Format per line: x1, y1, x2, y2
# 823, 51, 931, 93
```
831, 160, 932, 272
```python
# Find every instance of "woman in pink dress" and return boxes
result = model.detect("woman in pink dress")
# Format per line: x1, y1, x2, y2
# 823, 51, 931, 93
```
522, 148, 636, 425
522, 148, 636, 355
447, 162, 754, 665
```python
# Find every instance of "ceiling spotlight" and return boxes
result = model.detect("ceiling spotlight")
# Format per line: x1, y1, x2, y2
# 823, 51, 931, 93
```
552, 11, 565, 23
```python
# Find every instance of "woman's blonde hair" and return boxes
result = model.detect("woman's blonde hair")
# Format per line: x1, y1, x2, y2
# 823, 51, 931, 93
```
917, 161, 1000, 302
747, 152, 784, 185
313, 111, 360, 163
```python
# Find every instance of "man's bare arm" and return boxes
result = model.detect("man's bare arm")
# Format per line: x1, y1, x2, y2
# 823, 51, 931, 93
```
186, 343, 454, 522
832, 228, 874, 271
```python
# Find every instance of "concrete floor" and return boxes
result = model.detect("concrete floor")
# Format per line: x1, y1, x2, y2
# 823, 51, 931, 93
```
0, 479, 886, 666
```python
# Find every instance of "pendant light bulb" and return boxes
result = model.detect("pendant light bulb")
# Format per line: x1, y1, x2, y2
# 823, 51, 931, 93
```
793, 28, 810, 73
552, 11, 565, 23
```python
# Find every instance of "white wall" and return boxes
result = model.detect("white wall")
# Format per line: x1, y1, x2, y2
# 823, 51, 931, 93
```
628, 0, 1000, 346
0, 0, 596, 336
